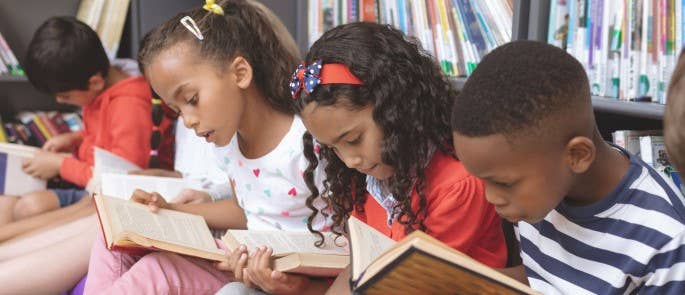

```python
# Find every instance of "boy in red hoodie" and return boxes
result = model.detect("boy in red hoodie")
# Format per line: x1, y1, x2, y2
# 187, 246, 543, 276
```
0, 16, 152, 224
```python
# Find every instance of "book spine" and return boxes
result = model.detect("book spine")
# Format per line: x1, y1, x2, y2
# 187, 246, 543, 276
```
31, 114, 53, 140
38, 112, 60, 136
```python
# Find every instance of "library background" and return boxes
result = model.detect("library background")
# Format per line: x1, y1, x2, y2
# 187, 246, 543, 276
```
0, 0, 682, 192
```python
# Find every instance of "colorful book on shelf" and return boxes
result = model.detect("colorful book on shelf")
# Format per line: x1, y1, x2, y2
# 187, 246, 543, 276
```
36, 112, 60, 137
347, 215, 536, 294
0, 31, 23, 76
0, 142, 47, 195
222, 230, 349, 276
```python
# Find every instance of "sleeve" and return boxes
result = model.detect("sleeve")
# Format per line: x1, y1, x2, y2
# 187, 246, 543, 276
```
640, 230, 685, 294
60, 96, 151, 186
104, 96, 152, 169
60, 156, 92, 187
421, 174, 506, 267
207, 181, 233, 201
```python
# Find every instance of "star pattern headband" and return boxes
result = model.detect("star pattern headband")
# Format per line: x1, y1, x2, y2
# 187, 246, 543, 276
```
289, 59, 364, 99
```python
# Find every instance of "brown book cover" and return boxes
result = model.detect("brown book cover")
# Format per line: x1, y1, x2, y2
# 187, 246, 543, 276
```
347, 216, 537, 295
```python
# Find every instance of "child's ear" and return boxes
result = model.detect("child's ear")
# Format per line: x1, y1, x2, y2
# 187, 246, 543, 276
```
88, 73, 106, 92
230, 56, 253, 90
564, 136, 596, 174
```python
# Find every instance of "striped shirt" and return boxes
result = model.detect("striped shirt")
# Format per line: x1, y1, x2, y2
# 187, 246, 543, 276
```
517, 147, 685, 294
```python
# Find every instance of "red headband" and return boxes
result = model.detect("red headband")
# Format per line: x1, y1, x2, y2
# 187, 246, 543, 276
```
289, 60, 363, 99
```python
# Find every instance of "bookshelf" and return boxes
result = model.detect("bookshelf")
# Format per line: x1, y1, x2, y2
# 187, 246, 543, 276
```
0, 0, 304, 118
0, 75, 27, 82
511, 0, 666, 137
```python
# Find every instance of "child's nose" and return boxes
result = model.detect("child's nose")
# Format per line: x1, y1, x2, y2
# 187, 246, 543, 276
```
341, 153, 363, 170
182, 113, 199, 129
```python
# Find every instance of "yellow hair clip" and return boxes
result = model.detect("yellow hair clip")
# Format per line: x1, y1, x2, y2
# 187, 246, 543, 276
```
203, 0, 224, 16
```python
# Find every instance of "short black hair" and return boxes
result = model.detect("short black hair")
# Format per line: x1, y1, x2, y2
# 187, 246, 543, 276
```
451, 40, 590, 138
24, 16, 109, 94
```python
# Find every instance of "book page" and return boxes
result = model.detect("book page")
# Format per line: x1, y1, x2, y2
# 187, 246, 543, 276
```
224, 230, 349, 257
101, 173, 203, 201
88, 147, 142, 193
105, 196, 218, 253
347, 216, 396, 280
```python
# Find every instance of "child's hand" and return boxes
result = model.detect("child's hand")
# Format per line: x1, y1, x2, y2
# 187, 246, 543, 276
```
22, 150, 66, 180
247, 247, 311, 295
215, 244, 257, 287
130, 189, 170, 212
172, 189, 212, 204
42, 132, 78, 152
128, 169, 182, 178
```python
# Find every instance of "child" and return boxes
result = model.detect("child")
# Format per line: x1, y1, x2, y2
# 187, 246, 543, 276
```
666, 51, 685, 177
0, 16, 152, 224
266, 22, 508, 294
451, 40, 685, 294
85, 1, 332, 294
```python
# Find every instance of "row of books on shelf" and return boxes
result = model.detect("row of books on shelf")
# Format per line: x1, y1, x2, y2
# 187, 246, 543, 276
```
0, 111, 83, 147
307, 0, 513, 76
613, 130, 684, 192
549, 0, 683, 104
0, 31, 23, 76
76, 0, 132, 60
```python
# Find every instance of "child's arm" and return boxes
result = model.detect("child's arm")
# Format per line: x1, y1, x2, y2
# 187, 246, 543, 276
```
42, 131, 83, 153
131, 190, 247, 229
22, 150, 68, 180
61, 96, 152, 187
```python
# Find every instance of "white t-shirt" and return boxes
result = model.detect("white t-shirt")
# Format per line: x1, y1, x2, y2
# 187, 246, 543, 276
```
216, 116, 329, 231
174, 119, 232, 201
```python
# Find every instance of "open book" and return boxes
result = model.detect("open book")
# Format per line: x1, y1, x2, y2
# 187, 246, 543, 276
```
348, 216, 536, 294
87, 147, 142, 193
93, 194, 226, 262
0, 142, 46, 195
222, 230, 350, 276
101, 173, 203, 202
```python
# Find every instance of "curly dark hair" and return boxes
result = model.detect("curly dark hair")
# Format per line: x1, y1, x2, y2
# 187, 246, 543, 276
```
294, 23, 458, 243
451, 40, 591, 139
137, 0, 299, 114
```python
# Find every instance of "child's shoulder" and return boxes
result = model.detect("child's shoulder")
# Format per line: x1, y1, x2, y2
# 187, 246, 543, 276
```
105, 76, 151, 99
422, 150, 483, 199
624, 156, 685, 222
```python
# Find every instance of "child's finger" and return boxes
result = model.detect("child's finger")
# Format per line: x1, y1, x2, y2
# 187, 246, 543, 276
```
243, 268, 255, 289
130, 189, 152, 204
257, 247, 273, 269
271, 270, 287, 283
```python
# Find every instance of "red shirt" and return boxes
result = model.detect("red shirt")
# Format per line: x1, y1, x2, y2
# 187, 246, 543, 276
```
352, 151, 507, 268
60, 76, 152, 187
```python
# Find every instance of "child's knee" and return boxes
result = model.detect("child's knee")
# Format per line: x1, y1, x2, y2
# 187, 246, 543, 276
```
13, 191, 60, 219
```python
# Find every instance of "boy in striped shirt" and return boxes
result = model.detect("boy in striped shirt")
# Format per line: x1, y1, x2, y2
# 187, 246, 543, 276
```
451, 40, 685, 294
666, 51, 685, 180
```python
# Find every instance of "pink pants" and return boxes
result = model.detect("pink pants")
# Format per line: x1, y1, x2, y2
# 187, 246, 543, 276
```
84, 233, 233, 295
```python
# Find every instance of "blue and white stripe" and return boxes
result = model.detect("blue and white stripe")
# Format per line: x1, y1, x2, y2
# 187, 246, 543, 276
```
518, 149, 685, 294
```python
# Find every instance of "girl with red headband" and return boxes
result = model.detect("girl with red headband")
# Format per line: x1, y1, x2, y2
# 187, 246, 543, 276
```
240, 22, 511, 293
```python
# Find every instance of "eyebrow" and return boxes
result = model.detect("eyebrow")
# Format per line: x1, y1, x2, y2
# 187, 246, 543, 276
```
318, 129, 353, 146
170, 82, 190, 101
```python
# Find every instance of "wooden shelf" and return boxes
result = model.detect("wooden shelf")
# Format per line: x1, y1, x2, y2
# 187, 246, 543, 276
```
0, 75, 27, 82
449, 77, 664, 120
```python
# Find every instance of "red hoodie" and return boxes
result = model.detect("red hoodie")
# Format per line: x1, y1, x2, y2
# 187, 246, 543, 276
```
59, 76, 152, 187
